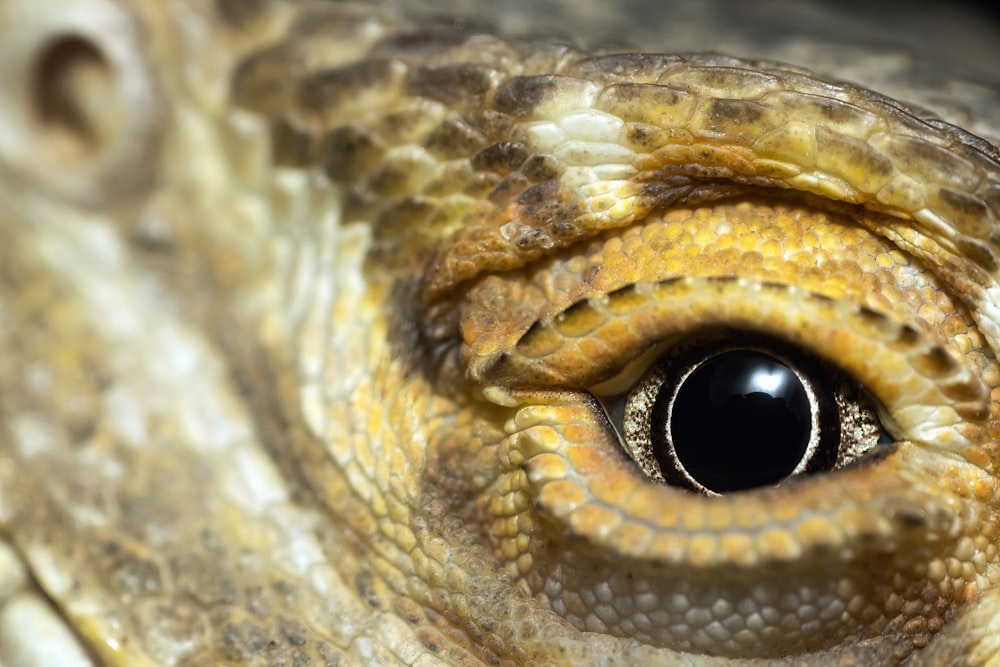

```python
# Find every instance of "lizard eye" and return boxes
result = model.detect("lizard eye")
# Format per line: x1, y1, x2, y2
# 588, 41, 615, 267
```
602, 331, 889, 495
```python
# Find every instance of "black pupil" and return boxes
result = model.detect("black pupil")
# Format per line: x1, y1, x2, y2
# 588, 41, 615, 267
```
664, 350, 812, 493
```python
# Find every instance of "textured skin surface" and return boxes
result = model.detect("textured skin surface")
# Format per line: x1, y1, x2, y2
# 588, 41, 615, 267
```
1, 0, 1000, 665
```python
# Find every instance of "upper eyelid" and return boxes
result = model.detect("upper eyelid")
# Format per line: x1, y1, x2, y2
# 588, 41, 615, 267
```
476, 275, 990, 440
454, 193, 985, 380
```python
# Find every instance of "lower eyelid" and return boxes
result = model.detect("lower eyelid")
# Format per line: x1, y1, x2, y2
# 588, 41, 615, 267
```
479, 298, 996, 654
498, 391, 917, 556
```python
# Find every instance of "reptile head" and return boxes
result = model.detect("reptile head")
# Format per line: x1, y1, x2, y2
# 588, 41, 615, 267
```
1, 0, 999, 665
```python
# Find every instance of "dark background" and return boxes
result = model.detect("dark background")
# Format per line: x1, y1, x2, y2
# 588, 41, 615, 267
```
378, 0, 1000, 140
384, 0, 1000, 80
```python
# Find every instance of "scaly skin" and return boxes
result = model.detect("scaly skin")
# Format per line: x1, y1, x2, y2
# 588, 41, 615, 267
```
1, 1, 1000, 665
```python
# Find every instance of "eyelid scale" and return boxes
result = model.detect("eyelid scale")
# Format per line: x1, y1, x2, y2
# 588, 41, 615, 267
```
477, 275, 988, 438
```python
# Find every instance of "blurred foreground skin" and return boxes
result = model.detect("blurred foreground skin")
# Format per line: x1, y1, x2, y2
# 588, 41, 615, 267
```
1, 1, 1000, 665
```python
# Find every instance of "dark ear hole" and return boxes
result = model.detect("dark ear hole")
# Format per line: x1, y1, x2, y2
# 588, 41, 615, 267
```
32, 35, 117, 160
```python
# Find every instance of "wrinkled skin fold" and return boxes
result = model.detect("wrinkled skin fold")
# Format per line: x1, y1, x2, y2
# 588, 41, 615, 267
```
1, 1, 1000, 665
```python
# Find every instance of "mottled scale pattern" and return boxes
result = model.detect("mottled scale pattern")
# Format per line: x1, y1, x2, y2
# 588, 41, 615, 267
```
2, 0, 1000, 666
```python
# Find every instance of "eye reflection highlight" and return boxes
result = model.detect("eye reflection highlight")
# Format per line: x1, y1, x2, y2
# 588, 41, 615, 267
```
712, 359, 799, 402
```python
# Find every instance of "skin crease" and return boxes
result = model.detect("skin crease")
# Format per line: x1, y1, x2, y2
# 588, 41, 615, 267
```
1, 1, 1000, 666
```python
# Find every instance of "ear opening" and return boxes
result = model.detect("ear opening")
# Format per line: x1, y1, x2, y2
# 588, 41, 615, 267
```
0, 0, 162, 206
